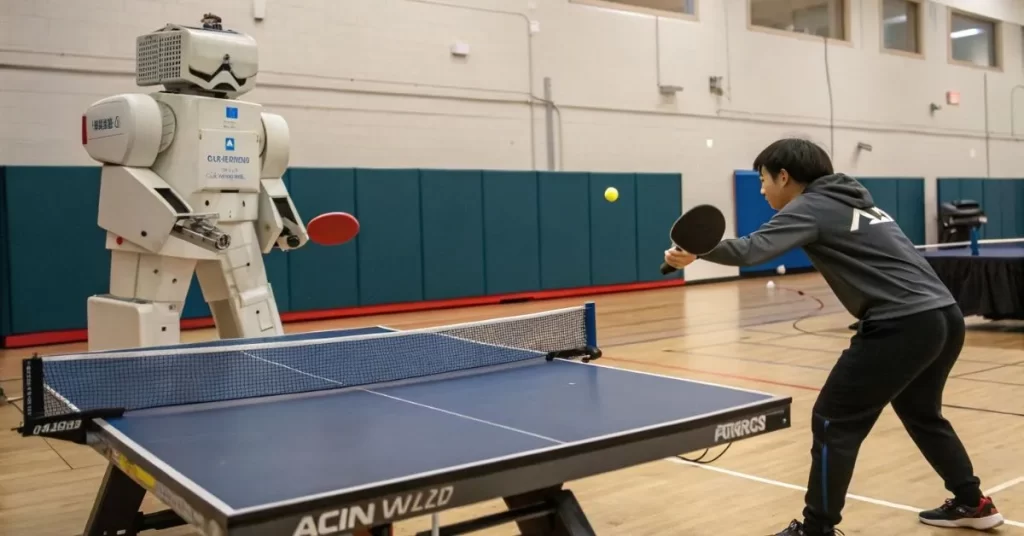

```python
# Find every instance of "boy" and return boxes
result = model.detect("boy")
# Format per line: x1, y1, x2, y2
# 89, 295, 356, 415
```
663, 138, 1004, 535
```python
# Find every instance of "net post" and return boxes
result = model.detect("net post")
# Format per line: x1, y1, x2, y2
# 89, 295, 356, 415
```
584, 302, 597, 348
21, 355, 43, 420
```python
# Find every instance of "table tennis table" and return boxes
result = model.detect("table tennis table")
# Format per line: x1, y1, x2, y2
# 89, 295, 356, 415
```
919, 240, 1024, 320
18, 302, 792, 536
918, 241, 1024, 258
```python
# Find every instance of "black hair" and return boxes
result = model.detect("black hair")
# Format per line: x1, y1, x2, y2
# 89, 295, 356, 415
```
752, 138, 834, 184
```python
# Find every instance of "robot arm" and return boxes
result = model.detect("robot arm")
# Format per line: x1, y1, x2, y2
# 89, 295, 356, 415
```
83, 94, 229, 253
256, 112, 308, 253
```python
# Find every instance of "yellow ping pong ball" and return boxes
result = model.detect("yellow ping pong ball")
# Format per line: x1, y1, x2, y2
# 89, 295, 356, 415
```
604, 187, 619, 202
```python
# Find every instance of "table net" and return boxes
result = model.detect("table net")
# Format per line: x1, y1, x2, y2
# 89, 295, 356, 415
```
23, 304, 595, 422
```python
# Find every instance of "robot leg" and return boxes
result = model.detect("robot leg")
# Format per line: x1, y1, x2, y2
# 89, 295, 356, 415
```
195, 222, 284, 341
87, 250, 196, 351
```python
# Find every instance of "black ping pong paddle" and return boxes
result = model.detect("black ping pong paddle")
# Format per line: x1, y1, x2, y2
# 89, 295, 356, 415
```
660, 204, 726, 275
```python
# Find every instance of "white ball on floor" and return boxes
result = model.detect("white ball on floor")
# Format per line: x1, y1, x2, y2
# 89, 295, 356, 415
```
776, 265, 786, 275
766, 280, 776, 289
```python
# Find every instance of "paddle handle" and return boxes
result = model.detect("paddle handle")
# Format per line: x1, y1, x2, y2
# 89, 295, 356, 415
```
661, 245, 682, 275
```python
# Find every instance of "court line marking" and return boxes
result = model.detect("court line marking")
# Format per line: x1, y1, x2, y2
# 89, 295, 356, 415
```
668, 458, 1024, 529
236, 350, 563, 444
987, 476, 1024, 496
362, 388, 563, 444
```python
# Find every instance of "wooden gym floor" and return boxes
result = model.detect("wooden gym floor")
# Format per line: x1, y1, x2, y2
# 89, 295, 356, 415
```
1, 272, 1022, 535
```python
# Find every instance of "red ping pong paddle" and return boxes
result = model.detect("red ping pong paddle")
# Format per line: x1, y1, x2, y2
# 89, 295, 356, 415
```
306, 212, 360, 246
660, 204, 726, 275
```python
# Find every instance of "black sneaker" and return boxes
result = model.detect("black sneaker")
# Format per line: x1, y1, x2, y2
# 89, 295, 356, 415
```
919, 497, 1004, 530
771, 520, 843, 535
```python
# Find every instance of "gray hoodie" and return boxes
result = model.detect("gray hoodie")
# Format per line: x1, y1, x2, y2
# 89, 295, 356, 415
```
700, 173, 956, 321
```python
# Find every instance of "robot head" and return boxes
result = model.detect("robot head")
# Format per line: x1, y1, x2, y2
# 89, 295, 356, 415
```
135, 14, 257, 98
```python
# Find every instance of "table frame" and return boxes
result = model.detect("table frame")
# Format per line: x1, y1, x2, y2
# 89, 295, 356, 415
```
79, 393, 791, 536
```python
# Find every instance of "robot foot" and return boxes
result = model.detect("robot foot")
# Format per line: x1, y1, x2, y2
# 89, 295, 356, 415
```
87, 296, 182, 352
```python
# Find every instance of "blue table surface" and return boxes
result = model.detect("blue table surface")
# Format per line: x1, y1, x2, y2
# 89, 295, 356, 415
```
920, 244, 1024, 258
94, 328, 777, 512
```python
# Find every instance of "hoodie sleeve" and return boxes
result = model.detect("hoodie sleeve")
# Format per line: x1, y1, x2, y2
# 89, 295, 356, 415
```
697, 199, 819, 267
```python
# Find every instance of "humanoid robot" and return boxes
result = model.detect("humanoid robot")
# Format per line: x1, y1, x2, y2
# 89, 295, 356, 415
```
81, 14, 308, 351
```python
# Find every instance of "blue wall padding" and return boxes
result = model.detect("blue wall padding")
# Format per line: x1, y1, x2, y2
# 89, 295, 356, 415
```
1017, 180, 1024, 238
984, 181, 1005, 239
989, 180, 1021, 240
355, 168, 424, 305
896, 178, 925, 245
589, 173, 638, 286
481, 171, 541, 295
937, 178, 1024, 240
999, 181, 1020, 239
285, 168, 359, 311
0, 167, 10, 337
860, 178, 898, 216
733, 170, 812, 273
538, 172, 591, 290
0, 166, 686, 339
971, 181, 995, 238
180, 274, 209, 319
635, 173, 683, 281
420, 170, 486, 300
857, 177, 926, 245
4, 167, 109, 333
936, 178, 956, 204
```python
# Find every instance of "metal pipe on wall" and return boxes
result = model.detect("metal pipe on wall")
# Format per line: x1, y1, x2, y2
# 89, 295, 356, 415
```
984, 73, 990, 178
544, 77, 556, 171
403, 0, 538, 170
1010, 85, 1024, 138
655, 16, 662, 88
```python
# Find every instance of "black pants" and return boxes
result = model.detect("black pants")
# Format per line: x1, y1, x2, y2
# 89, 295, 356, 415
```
802, 304, 982, 531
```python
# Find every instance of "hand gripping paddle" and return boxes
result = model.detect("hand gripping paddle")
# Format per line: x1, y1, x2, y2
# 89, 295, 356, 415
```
306, 212, 360, 246
660, 204, 726, 275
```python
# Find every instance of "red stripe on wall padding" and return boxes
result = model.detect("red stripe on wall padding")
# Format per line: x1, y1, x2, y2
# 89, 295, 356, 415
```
1, 279, 685, 348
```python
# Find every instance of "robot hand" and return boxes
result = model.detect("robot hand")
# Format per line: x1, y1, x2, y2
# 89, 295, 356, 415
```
276, 215, 309, 251
256, 178, 308, 254
172, 214, 231, 252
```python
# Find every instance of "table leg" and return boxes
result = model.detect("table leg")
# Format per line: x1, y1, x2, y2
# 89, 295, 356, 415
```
82, 463, 146, 536
503, 486, 596, 536
352, 524, 393, 535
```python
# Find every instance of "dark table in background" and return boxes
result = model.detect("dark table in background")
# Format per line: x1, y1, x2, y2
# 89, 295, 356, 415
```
920, 242, 1024, 320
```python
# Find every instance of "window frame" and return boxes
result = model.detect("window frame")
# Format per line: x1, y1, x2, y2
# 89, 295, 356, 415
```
879, 0, 924, 59
570, 0, 699, 22
746, 0, 852, 44
946, 7, 1002, 71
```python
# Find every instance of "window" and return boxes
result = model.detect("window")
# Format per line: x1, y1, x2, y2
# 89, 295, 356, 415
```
949, 10, 999, 68
750, 0, 846, 40
881, 0, 921, 54
577, 0, 696, 17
